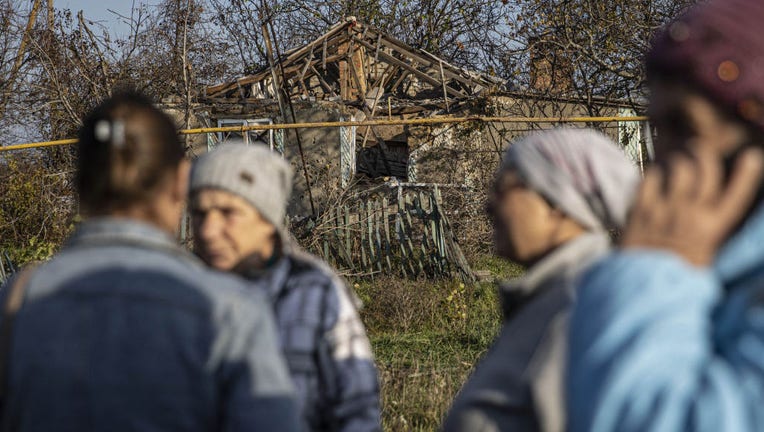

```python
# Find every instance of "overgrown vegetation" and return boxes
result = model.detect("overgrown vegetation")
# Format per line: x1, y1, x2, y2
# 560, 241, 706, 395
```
0, 153, 75, 265
354, 256, 523, 430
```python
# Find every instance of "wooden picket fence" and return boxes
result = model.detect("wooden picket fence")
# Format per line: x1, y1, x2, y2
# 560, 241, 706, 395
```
313, 183, 475, 282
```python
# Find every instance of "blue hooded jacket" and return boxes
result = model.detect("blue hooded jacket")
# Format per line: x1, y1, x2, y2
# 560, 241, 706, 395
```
567, 205, 764, 431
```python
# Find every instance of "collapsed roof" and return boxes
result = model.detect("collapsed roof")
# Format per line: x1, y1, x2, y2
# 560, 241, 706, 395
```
203, 17, 507, 105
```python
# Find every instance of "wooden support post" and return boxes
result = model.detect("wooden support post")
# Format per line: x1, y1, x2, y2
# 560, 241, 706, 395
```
374, 32, 382, 64
439, 60, 450, 113
322, 38, 328, 71
346, 41, 367, 100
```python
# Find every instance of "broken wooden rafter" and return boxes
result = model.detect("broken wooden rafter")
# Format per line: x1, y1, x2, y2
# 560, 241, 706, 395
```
202, 18, 505, 101
390, 71, 410, 94
350, 35, 471, 97
309, 65, 336, 96
351, 26, 500, 89
357, 43, 467, 98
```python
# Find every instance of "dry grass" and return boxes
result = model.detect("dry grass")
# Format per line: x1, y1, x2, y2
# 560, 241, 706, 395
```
354, 258, 523, 431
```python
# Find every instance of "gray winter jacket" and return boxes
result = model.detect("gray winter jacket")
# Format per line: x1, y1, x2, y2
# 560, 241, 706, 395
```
442, 232, 610, 432
0, 218, 300, 432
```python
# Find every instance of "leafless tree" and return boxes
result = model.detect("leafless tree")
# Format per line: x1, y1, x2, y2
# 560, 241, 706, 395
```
503, 0, 697, 112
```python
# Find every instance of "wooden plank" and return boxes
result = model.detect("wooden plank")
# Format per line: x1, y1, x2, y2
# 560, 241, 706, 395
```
403, 192, 424, 275
350, 36, 467, 98
417, 204, 433, 274
390, 71, 409, 95
440, 60, 450, 113
359, 201, 368, 272
416, 192, 437, 275
297, 53, 313, 84
205, 54, 347, 97
275, 21, 350, 69
352, 28, 497, 90
322, 37, 328, 70
366, 198, 376, 266
350, 36, 468, 98
335, 205, 352, 271
309, 65, 336, 97
374, 32, 382, 64
432, 196, 475, 282
395, 191, 416, 276
428, 192, 446, 273
382, 196, 393, 271
371, 198, 383, 273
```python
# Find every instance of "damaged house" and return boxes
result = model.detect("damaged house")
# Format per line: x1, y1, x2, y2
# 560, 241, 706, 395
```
194, 17, 506, 215
171, 17, 647, 280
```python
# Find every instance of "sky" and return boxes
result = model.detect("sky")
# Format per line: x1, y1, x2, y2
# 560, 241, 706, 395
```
55, 0, 138, 37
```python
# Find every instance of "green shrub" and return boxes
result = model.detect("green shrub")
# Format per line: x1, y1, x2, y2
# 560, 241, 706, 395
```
0, 153, 75, 266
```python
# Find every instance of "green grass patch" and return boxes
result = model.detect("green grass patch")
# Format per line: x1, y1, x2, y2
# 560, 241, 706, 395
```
470, 254, 525, 281
354, 277, 509, 431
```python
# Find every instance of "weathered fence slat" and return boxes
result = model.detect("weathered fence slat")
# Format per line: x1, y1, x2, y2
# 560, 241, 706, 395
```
382, 196, 393, 272
313, 184, 474, 281
359, 201, 368, 272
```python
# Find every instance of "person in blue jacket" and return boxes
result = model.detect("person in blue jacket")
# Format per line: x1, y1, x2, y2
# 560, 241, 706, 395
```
0, 92, 301, 431
566, 0, 764, 431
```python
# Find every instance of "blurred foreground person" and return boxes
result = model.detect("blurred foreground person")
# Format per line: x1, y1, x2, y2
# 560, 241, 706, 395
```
189, 143, 381, 432
0, 93, 300, 431
442, 129, 639, 432
567, 1, 764, 431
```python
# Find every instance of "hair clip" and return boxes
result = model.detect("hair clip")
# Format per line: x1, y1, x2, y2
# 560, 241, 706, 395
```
94, 120, 111, 143
111, 120, 125, 148
93, 119, 126, 148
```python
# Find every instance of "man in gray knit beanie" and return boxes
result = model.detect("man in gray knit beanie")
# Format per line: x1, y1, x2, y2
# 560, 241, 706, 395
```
189, 141, 381, 432
190, 141, 292, 269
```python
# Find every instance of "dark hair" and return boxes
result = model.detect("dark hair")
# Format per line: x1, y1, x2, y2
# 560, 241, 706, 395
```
76, 91, 185, 214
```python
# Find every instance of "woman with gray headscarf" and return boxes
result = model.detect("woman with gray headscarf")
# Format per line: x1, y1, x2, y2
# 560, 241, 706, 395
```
442, 128, 639, 432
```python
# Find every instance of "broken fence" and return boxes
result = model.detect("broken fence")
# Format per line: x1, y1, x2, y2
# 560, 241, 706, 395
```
305, 183, 474, 282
